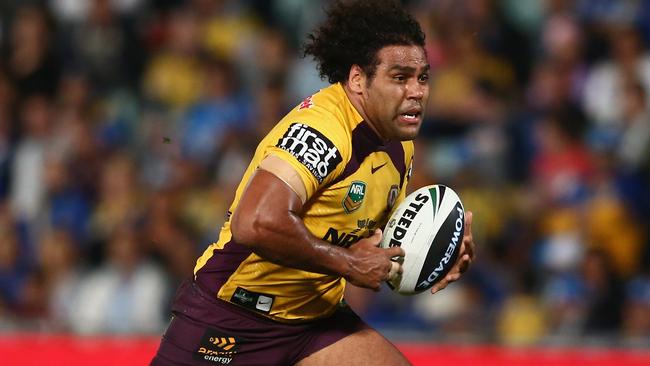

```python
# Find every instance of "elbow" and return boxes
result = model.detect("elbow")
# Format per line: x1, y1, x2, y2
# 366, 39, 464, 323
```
230, 208, 272, 248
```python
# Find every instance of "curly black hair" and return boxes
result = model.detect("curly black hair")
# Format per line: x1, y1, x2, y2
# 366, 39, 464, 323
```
303, 0, 425, 84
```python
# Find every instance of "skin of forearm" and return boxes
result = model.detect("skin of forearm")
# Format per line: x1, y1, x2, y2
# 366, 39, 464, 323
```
230, 169, 352, 278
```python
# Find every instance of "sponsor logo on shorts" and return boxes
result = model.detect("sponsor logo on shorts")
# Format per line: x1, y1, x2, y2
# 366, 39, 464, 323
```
342, 181, 366, 213
232, 288, 255, 305
255, 295, 273, 312
194, 329, 240, 365
276, 123, 342, 183
230, 287, 275, 314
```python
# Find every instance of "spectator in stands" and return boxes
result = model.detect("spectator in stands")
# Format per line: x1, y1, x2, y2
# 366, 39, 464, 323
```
623, 268, 650, 342
583, 27, 650, 126
58, 0, 143, 92
36, 229, 80, 331
142, 6, 202, 110
617, 80, 650, 175
10, 94, 54, 224
89, 152, 143, 247
68, 223, 167, 334
3, 5, 61, 100
581, 248, 624, 337
0, 69, 14, 200
180, 56, 252, 167
0, 211, 26, 311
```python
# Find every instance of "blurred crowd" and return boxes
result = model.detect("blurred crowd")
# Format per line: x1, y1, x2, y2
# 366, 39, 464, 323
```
0, 0, 649, 346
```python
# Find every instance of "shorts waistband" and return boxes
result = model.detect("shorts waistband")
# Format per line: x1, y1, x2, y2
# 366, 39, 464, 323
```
173, 279, 309, 329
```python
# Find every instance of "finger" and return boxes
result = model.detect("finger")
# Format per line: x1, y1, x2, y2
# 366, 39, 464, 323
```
431, 281, 448, 294
458, 254, 472, 273
386, 246, 406, 258
450, 243, 467, 270
387, 261, 401, 281
464, 210, 473, 229
370, 228, 383, 247
463, 211, 475, 259
430, 257, 469, 294
446, 271, 462, 282
465, 240, 475, 261
458, 242, 466, 258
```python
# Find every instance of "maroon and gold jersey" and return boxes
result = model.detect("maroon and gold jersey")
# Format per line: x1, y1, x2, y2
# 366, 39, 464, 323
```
194, 83, 414, 322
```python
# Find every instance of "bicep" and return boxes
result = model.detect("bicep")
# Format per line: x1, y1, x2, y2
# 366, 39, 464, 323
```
258, 154, 308, 204
230, 164, 351, 276
230, 167, 304, 245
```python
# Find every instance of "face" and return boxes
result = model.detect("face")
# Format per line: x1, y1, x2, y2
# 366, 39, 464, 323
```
361, 45, 430, 141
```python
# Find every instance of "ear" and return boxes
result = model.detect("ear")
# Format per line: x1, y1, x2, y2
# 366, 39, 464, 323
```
347, 65, 366, 94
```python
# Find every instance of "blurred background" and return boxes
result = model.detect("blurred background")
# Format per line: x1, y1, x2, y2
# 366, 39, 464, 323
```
0, 0, 649, 356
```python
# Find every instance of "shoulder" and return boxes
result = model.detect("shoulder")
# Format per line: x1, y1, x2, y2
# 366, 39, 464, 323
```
274, 84, 353, 156
258, 85, 353, 188
286, 84, 352, 132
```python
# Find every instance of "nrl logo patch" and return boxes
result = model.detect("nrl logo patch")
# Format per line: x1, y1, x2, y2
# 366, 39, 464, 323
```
343, 181, 366, 213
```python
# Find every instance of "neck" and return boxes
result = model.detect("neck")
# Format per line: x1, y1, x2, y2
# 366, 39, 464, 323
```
341, 82, 387, 141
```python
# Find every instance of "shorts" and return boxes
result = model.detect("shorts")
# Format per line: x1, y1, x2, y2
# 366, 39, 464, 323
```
150, 279, 369, 366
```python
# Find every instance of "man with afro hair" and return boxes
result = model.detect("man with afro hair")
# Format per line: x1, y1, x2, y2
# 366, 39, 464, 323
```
151, 1, 475, 365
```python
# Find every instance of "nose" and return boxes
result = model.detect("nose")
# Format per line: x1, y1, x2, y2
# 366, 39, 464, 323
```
407, 81, 427, 100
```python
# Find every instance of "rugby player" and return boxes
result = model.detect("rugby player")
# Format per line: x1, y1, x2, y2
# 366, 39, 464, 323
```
150, 1, 475, 365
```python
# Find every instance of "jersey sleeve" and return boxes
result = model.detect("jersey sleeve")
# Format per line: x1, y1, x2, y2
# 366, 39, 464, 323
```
263, 107, 350, 199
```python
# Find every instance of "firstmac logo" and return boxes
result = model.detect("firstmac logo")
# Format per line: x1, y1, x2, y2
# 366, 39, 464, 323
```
276, 123, 342, 183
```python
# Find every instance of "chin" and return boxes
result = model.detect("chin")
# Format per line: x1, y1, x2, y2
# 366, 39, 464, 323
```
398, 135, 418, 141
394, 127, 420, 141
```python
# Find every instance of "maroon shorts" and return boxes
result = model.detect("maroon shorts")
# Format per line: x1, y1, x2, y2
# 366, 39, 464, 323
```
150, 280, 369, 366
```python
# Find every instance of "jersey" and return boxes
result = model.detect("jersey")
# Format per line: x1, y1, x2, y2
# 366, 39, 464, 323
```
193, 83, 414, 323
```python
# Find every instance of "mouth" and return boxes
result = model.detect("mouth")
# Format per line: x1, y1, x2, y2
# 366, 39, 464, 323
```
398, 108, 422, 124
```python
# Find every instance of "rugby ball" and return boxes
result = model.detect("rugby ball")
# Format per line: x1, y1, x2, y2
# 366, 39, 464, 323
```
380, 185, 465, 295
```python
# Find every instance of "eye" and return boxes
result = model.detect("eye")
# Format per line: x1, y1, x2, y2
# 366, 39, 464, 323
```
393, 75, 406, 83
418, 74, 429, 83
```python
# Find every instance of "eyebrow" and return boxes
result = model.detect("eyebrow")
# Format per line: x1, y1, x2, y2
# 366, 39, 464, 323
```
387, 64, 431, 73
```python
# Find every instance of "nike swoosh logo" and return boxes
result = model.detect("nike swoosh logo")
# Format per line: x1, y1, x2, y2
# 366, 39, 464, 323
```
371, 162, 388, 174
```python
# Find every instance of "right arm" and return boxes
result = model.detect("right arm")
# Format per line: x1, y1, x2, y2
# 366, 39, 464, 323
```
230, 162, 404, 291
